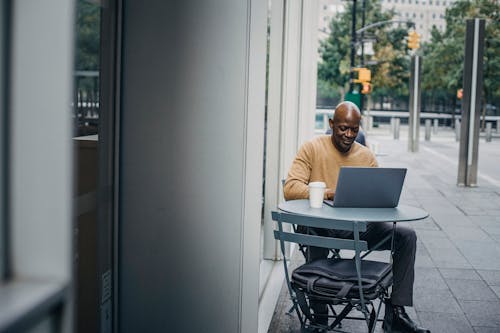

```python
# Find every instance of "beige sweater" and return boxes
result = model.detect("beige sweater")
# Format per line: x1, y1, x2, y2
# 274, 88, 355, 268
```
284, 135, 378, 200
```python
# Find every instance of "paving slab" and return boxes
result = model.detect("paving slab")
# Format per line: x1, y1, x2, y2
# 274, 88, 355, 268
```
441, 226, 492, 242
413, 288, 463, 314
416, 311, 474, 333
445, 279, 499, 301
413, 267, 449, 290
472, 327, 500, 333
477, 270, 500, 286
439, 268, 482, 280
459, 300, 500, 328
491, 286, 500, 299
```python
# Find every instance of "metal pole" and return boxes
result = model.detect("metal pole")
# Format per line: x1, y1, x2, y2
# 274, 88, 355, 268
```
433, 119, 439, 134
485, 122, 492, 142
360, 0, 366, 66
349, 0, 357, 93
425, 119, 431, 141
457, 18, 485, 186
359, 0, 367, 111
408, 55, 421, 152
394, 118, 400, 140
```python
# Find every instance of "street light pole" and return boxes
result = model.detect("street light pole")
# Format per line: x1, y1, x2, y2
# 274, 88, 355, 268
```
349, 0, 357, 93
360, 0, 367, 67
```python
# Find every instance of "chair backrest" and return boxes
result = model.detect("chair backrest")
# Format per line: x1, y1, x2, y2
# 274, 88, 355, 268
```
271, 211, 368, 253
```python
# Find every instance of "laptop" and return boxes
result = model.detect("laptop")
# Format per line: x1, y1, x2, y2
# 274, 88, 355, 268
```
324, 167, 407, 208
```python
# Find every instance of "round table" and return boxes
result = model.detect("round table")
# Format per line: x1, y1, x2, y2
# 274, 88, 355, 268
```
278, 199, 429, 224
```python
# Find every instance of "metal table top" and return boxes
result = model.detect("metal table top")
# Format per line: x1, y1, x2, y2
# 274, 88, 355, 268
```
278, 199, 429, 223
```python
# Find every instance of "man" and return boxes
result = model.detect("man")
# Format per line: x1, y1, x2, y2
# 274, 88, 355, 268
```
284, 101, 430, 333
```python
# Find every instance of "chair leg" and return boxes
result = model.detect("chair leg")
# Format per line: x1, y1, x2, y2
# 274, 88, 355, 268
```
367, 305, 377, 333
328, 303, 353, 330
286, 302, 298, 315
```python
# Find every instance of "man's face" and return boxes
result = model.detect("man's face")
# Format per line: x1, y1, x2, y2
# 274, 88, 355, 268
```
329, 114, 360, 153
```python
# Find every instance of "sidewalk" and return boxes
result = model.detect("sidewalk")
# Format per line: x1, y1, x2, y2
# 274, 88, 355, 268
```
267, 125, 500, 333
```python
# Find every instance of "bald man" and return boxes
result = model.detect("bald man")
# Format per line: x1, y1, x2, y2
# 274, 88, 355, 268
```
284, 102, 430, 333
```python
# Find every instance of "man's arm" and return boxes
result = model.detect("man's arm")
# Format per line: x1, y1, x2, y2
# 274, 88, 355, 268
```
283, 142, 313, 200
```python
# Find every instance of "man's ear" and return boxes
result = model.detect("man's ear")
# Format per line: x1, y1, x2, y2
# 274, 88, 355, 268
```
329, 118, 334, 129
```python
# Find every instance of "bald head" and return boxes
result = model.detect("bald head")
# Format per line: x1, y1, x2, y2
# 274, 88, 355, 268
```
329, 102, 361, 153
333, 101, 361, 124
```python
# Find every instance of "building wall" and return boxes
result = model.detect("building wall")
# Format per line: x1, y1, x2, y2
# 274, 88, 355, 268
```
318, 0, 455, 42
381, 0, 454, 41
118, 1, 266, 332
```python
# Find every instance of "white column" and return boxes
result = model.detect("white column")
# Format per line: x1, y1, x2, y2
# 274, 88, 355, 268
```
241, 0, 268, 331
297, 0, 319, 145
262, 0, 286, 261
263, 0, 320, 260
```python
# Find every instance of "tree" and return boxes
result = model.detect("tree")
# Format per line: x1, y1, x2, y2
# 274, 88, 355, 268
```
75, 0, 100, 71
317, 1, 411, 101
422, 0, 500, 114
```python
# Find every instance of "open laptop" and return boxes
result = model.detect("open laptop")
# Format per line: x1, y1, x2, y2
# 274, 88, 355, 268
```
324, 167, 407, 208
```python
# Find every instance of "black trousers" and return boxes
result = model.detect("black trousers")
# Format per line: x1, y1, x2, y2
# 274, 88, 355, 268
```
305, 222, 417, 323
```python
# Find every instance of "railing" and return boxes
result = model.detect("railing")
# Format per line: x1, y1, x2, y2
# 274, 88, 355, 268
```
315, 109, 500, 136
73, 71, 99, 136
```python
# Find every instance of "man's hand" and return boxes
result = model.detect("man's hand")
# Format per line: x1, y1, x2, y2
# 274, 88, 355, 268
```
324, 189, 335, 200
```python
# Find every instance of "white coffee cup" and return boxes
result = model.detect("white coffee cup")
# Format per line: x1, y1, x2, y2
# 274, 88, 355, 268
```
308, 181, 326, 208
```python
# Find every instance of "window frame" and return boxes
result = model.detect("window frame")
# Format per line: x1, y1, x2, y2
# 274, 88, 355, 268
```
0, 0, 9, 283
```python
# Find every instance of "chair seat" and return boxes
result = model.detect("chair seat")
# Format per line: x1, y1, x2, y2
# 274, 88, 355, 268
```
291, 258, 392, 300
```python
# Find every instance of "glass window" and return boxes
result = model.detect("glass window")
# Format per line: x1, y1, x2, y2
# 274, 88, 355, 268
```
413, 12, 416, 17
421, 13, 424, 18
433, 13, 436, 18
430, 0, 433, 4
74, 0, 100, 137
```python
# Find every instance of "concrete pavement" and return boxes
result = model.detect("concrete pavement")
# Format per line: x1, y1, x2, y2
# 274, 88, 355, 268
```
267, 125, 500, 333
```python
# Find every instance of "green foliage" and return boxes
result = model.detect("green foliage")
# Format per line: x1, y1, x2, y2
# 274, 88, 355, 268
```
75, 0, 100, 71
317, 2, 411, 99
422, 0, 500, 105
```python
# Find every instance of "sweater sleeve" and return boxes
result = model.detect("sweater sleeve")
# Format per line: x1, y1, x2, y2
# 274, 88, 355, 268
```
369, 151, 379, 167
283, 142, 313, 200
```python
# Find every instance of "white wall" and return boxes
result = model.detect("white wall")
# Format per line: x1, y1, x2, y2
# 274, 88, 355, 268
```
2, 0, 74, 331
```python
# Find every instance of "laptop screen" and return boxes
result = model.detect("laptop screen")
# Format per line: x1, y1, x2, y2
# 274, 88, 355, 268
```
325, 167, 407, 208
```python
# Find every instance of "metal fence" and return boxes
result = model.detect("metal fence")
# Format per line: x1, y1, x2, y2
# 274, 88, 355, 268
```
73, 71, 99, 137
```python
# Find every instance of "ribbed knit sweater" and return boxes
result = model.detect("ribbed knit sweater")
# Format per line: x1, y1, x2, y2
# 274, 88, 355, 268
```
283, 135, 378, 200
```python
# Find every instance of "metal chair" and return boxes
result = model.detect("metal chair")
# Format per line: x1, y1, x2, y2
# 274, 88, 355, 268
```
271, 210, 393, 333
281, 179, 341, 261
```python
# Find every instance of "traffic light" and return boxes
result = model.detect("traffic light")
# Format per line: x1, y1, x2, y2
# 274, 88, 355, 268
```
407, 31, 420, 50
361, 82, 372, 94
457, 88, 463, 100
353, 67, 371, 83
